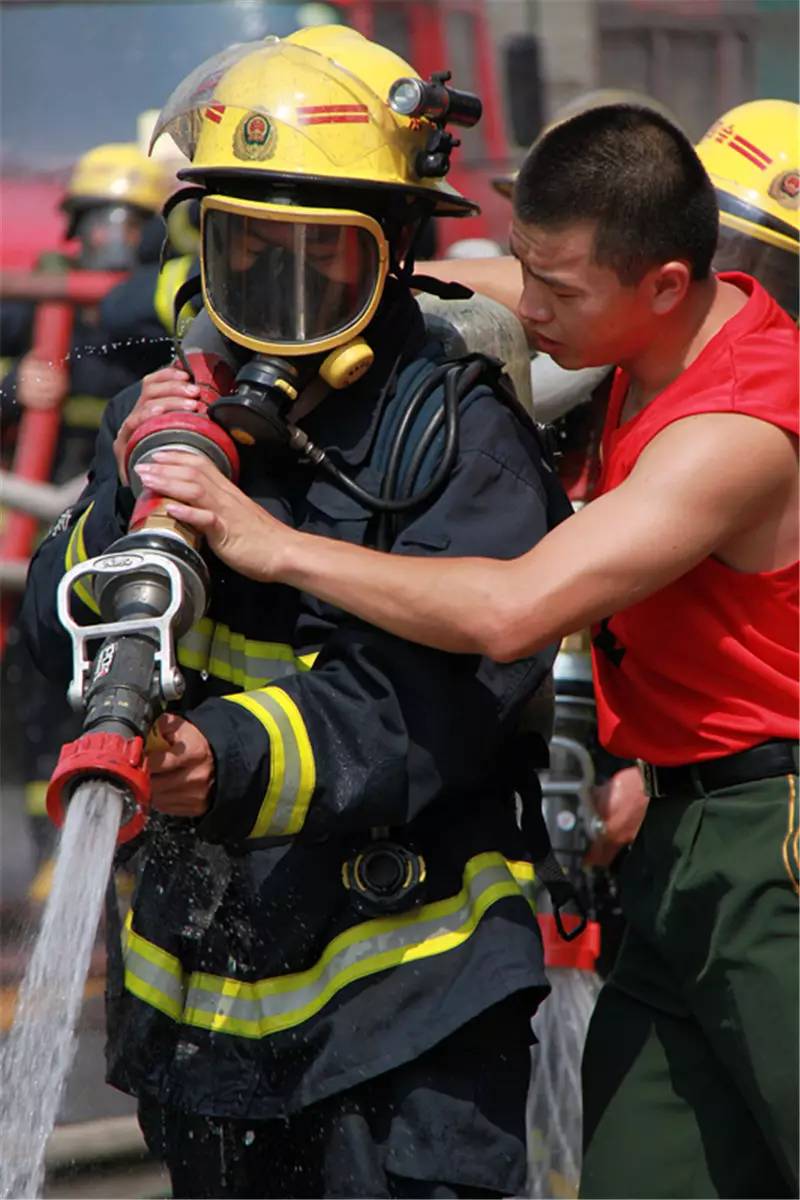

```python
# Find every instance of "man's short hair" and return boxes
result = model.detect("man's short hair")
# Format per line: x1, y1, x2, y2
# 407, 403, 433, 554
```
514, 104, 719, 283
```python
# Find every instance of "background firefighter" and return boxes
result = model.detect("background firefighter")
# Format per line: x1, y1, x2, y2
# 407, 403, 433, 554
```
21, 26, 573, 1199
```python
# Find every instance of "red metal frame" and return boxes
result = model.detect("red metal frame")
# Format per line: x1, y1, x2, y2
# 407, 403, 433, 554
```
0, 270, 126, 653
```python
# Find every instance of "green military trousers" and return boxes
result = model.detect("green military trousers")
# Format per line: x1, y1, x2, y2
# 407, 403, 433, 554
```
580, 772, 799, 1199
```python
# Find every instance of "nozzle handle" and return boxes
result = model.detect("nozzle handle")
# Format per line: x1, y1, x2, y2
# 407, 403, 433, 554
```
57, 550, 187, 709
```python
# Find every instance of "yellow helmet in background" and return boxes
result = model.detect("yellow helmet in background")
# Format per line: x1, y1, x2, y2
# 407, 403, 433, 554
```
151, 25, 479, 362
61, 143, 171, 268
697, 99, 799, 317
64, 143, 170, 220
492, 88, 684, 200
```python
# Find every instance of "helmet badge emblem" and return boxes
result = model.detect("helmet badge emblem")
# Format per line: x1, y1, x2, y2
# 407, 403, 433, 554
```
233, 112, 276, 161
768, 169, 800, 209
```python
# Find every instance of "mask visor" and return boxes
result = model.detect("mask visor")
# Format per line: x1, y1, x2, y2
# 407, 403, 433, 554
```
201, 197, 388, 354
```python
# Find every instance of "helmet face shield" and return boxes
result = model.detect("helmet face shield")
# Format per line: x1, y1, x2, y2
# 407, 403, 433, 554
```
150, 33, 477, 217
201, 197, 388, 354
72, 204, 146, 270
714, 223, 799, 320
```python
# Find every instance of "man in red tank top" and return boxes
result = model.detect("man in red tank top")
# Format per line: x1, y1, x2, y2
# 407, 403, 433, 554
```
139, 104, 798, 1198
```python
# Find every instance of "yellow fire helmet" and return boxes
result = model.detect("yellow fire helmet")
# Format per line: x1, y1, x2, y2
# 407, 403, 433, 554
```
151, 25, 479, 360
697, 99, 799, 318
137, 109, 200, 256
63, 143, 171, 224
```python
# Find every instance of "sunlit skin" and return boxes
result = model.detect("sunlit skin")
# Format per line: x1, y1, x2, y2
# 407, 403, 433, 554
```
15, 355, 68, 411
584, 765, 648, 868
147, 711, 214, 817
511, 219, 655, 369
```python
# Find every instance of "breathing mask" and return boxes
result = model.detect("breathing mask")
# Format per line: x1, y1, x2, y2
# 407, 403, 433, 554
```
200, 195, 389, 444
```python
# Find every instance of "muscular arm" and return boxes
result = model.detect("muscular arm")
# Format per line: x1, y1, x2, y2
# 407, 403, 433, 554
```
273, 412, 797, 660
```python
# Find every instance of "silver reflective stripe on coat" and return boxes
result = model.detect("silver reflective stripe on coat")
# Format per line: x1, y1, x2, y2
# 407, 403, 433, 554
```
223, 686, 316, 837
177, 618, 316, 688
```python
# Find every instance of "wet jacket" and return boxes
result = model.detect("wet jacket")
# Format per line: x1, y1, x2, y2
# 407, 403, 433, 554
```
22, 285, 571, 1120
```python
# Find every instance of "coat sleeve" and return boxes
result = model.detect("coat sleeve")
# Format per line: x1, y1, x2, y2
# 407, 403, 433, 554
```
20, 384, 140, 681
188, 389, 567, 844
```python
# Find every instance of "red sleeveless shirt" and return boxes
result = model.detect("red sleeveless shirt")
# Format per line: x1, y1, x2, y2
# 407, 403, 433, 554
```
591, 272, 799, 764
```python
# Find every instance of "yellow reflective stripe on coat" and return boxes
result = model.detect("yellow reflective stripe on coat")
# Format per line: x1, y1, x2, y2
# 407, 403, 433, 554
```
122, 910, 185, 1020
154, 254, 195, 335
24, 781, 49, 817
64, 503, 100, 614
177, 618, 317, 689
224, 686, 316, 837
121, 853, 536, 1038
62, 394, 106, 429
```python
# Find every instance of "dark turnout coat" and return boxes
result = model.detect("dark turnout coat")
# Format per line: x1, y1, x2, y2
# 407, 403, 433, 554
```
22, 287, 570, 1140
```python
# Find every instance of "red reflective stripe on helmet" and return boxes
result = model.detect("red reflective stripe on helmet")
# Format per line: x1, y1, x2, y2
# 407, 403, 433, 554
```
299, 115, 371, 125
730, 134, 772, 165
296, 104, 368, 114
296, 103, 370, 126
728, 140, 771, 170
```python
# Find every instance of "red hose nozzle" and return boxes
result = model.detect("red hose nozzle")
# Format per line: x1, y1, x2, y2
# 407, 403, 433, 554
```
46, 732, 151, 844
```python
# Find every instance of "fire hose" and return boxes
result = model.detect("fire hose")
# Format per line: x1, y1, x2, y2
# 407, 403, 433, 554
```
46, 351, 239, 842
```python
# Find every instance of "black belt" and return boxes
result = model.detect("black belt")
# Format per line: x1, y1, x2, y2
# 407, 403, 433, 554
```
639, 738, 799, 799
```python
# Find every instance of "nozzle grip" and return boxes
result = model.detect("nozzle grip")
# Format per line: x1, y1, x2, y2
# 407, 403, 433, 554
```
47, 732, 150, 844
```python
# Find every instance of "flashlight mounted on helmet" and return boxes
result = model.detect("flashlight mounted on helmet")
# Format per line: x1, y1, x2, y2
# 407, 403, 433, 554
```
388, 71, 483, 179
388, 71, 482, 128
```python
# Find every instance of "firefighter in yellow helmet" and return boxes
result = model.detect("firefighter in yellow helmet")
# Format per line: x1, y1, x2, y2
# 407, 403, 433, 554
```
98, 115, 202, 358
697, 98, 799, 319
59, 142, 169, 270
24, 26, 572, 1198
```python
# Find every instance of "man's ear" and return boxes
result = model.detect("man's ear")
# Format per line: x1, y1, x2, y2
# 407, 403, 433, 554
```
646, 260, 692, 315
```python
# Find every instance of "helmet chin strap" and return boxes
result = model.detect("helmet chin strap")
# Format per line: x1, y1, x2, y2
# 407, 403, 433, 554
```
388, 215, 473, 301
